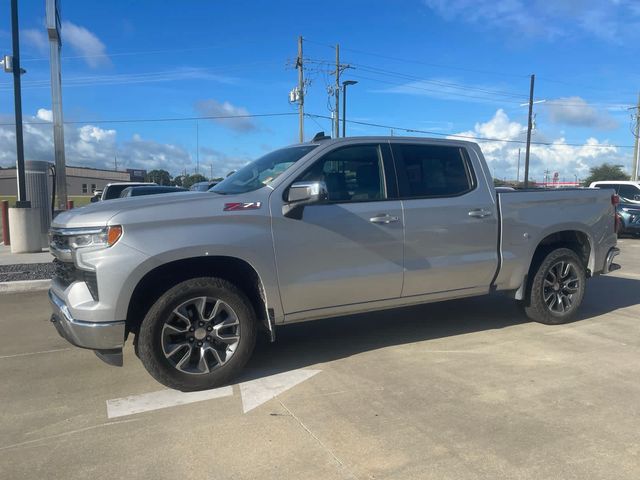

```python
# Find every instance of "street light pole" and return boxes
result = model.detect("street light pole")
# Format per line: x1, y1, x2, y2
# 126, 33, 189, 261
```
523, 74, 535, 189
342, 80, 358, 137
10, 0, 29, 208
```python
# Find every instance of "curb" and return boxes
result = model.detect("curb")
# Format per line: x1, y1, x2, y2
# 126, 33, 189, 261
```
0, 279, 51, 294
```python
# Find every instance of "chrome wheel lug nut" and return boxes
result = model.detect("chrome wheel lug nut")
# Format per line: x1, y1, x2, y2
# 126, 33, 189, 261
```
199, 322, 204, 327
197, 341, 203, 347
206, 326, 212, 331
206, 336, 211, 342
189, 327, 194, 332
189, 337, 194, 342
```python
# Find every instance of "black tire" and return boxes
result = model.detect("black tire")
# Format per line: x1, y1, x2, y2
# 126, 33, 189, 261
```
522, 248, 586, 325
137, 277, 257, 391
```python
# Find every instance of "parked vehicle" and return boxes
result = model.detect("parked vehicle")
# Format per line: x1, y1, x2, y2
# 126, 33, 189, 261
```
99, 182, 157, 201
590, 181, 640, 202
616, 200, 640, 237
49, 136, 620, 391
120, 186, 188, 198
189, 181, 220, 192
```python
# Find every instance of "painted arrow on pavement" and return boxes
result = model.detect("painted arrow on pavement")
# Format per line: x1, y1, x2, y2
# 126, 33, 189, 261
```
106, 368, 321, 419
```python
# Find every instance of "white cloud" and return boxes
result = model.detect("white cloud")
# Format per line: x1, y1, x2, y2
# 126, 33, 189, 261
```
544, 97, 618, 130
0, 109, 194, 175
61, 21, 109, 68
22, 28, 48, 53
451, 109, 629, 181
423, 0, 640, 42
194, 99, 257, 132
36, 109, 53, 122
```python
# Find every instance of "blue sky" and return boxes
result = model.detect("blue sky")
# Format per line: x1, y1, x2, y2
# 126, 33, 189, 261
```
0, 0, 639, 181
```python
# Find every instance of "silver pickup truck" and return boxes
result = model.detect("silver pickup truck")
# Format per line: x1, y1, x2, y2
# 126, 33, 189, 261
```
48, 136, 621, 391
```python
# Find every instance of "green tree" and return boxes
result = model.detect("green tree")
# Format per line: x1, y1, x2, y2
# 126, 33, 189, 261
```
583, 163, 629, 185
146, 169, 172, 186
182, 173, 207, 189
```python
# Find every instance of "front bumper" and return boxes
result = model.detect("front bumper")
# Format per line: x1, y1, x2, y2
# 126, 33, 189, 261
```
49, 289, 125, 352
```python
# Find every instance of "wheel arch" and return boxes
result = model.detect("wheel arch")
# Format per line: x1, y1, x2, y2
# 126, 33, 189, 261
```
125, 256, 274, 341
515, 229, 593, 301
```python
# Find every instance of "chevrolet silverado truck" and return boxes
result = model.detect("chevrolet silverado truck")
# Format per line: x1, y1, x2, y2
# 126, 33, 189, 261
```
49, 136, 621, 391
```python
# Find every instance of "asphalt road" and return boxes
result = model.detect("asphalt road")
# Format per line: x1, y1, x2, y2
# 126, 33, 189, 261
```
1, 239, 640, 480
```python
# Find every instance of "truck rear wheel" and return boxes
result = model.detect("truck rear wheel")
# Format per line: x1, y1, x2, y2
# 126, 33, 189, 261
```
137, 277, 257, 391
522, 248, 586, 325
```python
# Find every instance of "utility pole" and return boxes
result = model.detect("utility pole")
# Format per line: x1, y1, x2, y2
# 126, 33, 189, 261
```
516, 148, 521, 183
523, 74, 535, 189
114, 155, 117, 171
632, 92, 640, 182
210, 164, 213, 180
10, 0, 28, 207
296, 36, 304, 142
47, 0, 67, 210
334, 44, 340, 138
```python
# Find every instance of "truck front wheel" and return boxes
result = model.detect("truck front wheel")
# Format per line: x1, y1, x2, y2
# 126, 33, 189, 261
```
137, 277, 257, 391
522, 248, 586, 325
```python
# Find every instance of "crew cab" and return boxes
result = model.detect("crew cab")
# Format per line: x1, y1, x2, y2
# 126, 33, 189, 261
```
48, 136, 620, 391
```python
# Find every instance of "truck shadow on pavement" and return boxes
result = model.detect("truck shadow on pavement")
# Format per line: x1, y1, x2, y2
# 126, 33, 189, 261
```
243, 275, 640, 381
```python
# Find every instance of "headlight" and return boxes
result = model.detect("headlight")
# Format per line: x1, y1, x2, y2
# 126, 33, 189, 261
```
50, 225, 123, 251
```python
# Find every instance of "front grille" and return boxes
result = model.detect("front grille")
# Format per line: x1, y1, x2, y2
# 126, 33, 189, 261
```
53, 259, 99, 301
49, 232, 70, 251
53, 259, 77, 286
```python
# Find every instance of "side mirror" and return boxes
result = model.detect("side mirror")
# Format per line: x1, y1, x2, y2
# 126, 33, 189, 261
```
287, 181, 328, 204
284, 181, 328, 218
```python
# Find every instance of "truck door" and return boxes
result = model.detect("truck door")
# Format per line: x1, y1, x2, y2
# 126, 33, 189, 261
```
270, 143, 404, 315
391, 142, 499, 297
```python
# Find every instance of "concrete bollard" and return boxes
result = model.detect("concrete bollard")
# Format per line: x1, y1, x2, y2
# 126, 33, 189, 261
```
1, 200, 9, 245
8, 207, 42, 253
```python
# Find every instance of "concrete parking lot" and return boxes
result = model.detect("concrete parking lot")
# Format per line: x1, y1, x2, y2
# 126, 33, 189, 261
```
1, 239, 639, 480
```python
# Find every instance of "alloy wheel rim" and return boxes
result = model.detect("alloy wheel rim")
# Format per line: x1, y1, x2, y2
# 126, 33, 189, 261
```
543, 261, 580, 314
161, 296, 240, 375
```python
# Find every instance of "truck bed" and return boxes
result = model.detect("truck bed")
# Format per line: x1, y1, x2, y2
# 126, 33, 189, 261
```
493, 188, 617, 294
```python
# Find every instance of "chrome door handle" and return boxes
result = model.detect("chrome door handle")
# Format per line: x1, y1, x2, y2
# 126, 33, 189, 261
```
468, 208, 492, 218
370, 214, 399, 224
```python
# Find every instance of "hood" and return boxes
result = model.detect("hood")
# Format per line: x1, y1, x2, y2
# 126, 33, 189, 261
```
52, 191, 259, 229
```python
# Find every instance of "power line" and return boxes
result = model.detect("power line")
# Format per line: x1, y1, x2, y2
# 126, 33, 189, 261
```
351, 63, 528, 100
306, 57, 632, 109
347, 73, 525, 105
0, 112, 297, 126
305, 113, 634, 149
304, 38, 528, 79
303, 43, 635, 108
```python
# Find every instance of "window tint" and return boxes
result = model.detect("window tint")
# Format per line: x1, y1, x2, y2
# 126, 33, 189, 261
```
618, 184, 639, 200
299, 145, 385, 202
394, 144, 474, 198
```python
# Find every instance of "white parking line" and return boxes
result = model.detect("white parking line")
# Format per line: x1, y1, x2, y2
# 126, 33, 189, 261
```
0, 347, 72, 360
106, 386, 233, 418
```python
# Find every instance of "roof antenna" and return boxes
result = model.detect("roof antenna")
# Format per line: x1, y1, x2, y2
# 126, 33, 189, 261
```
312, 131, 331, 142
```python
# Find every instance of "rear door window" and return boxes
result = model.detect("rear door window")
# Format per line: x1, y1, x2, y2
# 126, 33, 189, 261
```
618, 184, 640, 200
392, 144, 475, 198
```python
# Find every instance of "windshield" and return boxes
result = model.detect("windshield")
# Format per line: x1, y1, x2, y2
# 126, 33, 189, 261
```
211, 145, 317, 195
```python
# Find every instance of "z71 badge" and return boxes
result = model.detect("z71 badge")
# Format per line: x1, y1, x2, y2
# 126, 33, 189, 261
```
223, 202, 262, 211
